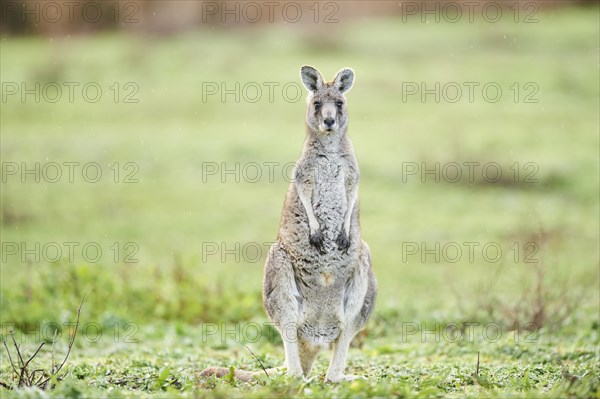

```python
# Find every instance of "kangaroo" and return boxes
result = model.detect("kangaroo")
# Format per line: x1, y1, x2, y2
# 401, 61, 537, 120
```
200, 66, 376, 383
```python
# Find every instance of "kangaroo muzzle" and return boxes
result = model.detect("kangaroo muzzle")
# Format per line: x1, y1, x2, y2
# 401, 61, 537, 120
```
320, 103, 337, 132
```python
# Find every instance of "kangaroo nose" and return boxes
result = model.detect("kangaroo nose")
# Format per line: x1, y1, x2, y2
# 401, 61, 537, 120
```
324, 117, 335, 128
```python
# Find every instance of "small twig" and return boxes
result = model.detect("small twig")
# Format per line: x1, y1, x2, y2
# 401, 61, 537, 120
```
39, 295, 85, 388
29, 369, 46, 386
24, 342, 45, 369
24, 342, 46, 385
240, 343, 269, 378
51, 328, 57, 375
470, 351, 482, 387
2, 335, 19, 378
11, 334, 29, 387
0, 335, 18, 389
11, 334, 25, 369
34, 371, 48, 386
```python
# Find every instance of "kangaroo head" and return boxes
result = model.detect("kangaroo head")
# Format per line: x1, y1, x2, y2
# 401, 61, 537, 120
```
300, 65, 354, 135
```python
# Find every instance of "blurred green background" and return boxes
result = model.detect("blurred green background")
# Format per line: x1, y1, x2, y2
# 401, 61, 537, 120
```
0, 1, 598, 397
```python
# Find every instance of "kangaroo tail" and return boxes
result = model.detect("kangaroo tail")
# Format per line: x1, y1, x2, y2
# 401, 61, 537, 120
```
199, 367, 281, 382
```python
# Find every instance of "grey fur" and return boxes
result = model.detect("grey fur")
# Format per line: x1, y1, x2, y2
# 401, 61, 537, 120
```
263, 66, 377, 382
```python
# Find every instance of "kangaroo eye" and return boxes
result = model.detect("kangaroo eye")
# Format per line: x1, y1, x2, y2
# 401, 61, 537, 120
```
336, 101, 344, 108
313, 101, 322, 109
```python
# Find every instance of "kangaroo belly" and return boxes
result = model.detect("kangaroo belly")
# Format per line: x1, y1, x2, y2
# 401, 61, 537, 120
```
294, 270, 349, 345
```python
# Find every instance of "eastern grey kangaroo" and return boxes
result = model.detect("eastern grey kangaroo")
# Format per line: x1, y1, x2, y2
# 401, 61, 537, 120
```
201, 66, 376, 383
263, 65, 376, 382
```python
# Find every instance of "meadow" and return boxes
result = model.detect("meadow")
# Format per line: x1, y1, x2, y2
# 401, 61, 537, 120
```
1, 5, 599, 398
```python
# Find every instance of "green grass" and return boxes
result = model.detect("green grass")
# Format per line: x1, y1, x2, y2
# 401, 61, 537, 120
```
1, 6, 599, 398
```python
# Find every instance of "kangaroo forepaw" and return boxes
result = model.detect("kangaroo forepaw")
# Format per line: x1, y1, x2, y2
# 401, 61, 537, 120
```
309, 229, 326, 254
336, 230, 350, 253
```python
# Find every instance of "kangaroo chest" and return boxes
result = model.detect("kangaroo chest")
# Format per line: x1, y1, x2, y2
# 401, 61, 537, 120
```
311, 155, 348, 224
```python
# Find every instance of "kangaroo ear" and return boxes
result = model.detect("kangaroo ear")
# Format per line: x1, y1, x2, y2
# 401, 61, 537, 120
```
300, 65, 324, 92
334, 68, 355, 93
